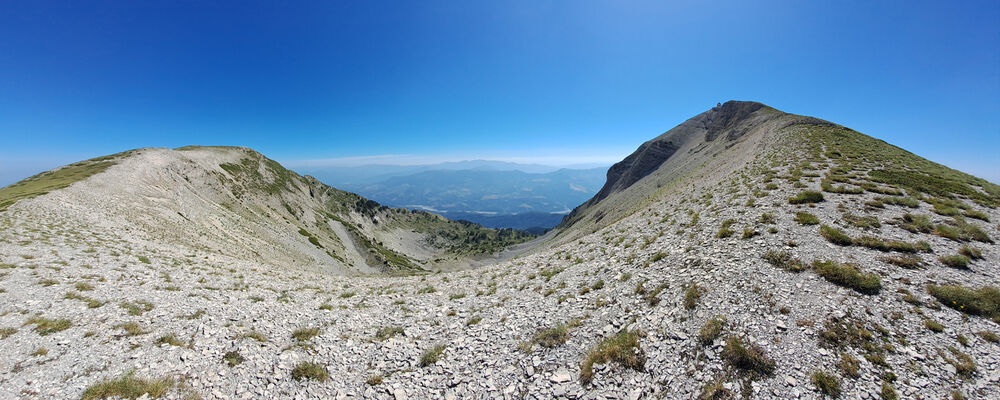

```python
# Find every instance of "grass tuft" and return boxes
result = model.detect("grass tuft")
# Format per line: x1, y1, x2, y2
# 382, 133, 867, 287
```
579, 330, 645, 384
291, 361, 329, 381
721, 336, 775, 376
811, 260, 881, 294
81, 372, 173, 400
419, 344, 446, 367
811, 370, 841, 397
24, 317, 72, 336
789, 191, 824, 204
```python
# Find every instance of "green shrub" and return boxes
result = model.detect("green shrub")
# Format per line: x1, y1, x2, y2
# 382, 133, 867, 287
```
721, 336, 775, 376
789, 191, 824, 204
579, 330, 645, 384
924, 319, 945, 332
811, 260, 881, 294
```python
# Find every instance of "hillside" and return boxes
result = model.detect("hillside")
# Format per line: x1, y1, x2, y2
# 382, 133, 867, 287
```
1, 102, 999, 399
0, 146, 534, 276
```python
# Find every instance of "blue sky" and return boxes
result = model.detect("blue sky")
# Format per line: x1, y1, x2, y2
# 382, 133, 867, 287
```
1, 0, 998, 186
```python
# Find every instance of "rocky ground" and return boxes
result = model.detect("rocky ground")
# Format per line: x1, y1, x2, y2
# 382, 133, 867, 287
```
1, 129, 999, 399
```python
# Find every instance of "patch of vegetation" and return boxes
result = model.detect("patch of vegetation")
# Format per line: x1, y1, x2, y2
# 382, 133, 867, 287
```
762, 250, 806, 272
366, 374, 383, 386
811, 370, 841, 398
958, 245, 983, 260
466, 316, 483, 326
934, 220, 993, 243
419, 344, 446, 367
820, 225, 929, 253
794, 211, 820, 225
0, 327, 16, 339
697, 378, 732, 400
811, 260, 881, 294
291, 327, 320, 341
977, 331, 998, 343
717, 219, 736, 238
81, 371, 173, 400
938, 255, 970, 269
24, 316, 71, 336
155, 334, 184, 347
843, 213, 880, 230
698, 316, 726, 346
117, 322, 148, 336
65, 292, 105, 308
819, 225, 853, 246
236, 330, 268, 342
881, 255, 922, 269
684, 283, 702, 310
759, 212, 776, 224
374, 326, 404, 341
898, 214, 933, 233
291, 361, 329, 381
878, 196, 920, 208
223, 350, 245, 367
579, 330, 645, 385
943, 347, 976, 376
789, 191, 824, 204
532, 323, 570, 348
120, 301, 154, 316
721, 336, 775, 376
838, 353, 860, 378
924, 319, 945, 333
880, 383, 899, 400
927, 285, 999, 322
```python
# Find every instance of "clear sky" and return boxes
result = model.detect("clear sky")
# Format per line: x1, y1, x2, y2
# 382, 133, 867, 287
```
1, 0, 998, 186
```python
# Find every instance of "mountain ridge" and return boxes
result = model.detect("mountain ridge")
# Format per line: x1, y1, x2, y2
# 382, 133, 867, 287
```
1, 102, 998, 399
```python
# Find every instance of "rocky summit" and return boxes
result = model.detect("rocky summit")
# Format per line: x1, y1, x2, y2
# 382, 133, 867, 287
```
1, 101, 999, 399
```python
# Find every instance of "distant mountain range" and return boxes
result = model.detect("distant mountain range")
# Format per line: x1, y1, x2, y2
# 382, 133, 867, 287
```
295, 163, 609, 231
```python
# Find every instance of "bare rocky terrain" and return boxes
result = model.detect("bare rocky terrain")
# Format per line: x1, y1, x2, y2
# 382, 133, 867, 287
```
1, 101, 998, 399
